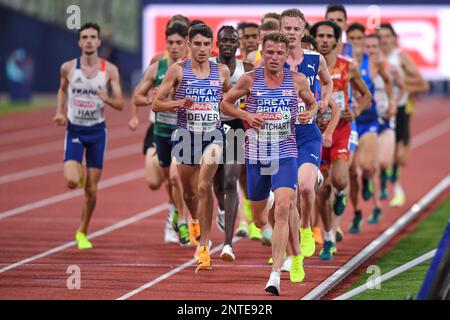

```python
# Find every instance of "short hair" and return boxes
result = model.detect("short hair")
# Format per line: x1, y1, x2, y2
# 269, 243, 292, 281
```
366, 33, 381, 41
326, 4, 347, 20
262, 12, 280, 23
78, 22, 101, 40
280, 8, 306, 23
167, 14, 190, 28
188, 23, 213, 42
217, 25, 238, 39
190, 20, 206, 28
305, 21, 311, 31
301, 35, 317, 50
166, 22, 188, 39
310, 20, 342, 42
237, 22, 248, 32
259, 21, 279, 33
347, 22, 366, 34
379, 23, 397, 38
243, 22, 259, 31
262, 31, 289, 50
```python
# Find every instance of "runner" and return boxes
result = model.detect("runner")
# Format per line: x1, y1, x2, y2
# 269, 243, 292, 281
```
212, 25, 254, 261
241, 23, 260, 61
222, 31, 317, 295
246, 21, 280, 67
129, 22, 190, 245
154, 24, 232, 271
310, 20, 371, 260
261, 12, 281, 27
53, 23, 125, 250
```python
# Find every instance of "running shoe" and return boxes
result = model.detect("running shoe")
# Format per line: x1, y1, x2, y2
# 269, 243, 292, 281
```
243, 197, 253, 222
281, 256, 292, 272
300, 227, 315, 257
189, 220, 201, 246
333, 191, 347, 216
380, 170, 389, 200
220, 244, 235, 262
312, 227, 324, 245
194, 240, 213, 260
178, 223, 190, 246
195, 246, 211, 272
75, 231, 93, 250
261, 228, 273, 246
362, 178, 374, 201
248, 222, 262, 240
164, 222, 179, 244
290, 255, 305, 283
216, 207, 225, 233
319, 240, 337, 260
390, 191, 405, 207
368, 207, 382, 224
265, 271, 281, 296
349, 212, 363, 234
236, 221, 249, 238
336, 227, 344, 243
171, 209, 179, 232
379, 188, 389, 200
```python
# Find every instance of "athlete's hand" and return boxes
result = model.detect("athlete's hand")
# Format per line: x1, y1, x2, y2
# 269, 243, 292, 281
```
246, 113, 264, 130
98, 88, 109, 105
128, 116, 139, 131
322, 131, 333, 148
342, 108, 355, 122
298, 110, 313, 124
53, 113, 67, 127
387, 100, 396, 119
317, 101, 328, 114
177, 98, 194, 110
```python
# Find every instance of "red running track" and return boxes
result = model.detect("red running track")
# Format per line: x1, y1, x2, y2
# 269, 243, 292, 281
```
0, 97, 449, 300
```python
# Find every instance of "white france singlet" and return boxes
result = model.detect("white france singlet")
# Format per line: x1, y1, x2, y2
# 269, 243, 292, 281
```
67, 58, 107, 126
387, 49, 409, 106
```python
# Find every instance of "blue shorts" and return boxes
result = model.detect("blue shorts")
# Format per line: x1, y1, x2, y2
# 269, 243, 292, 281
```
349, 121, 358, 153
357, 120, 380, 138
296, 124, 322, 169
64, 122, 107, 169
154, 135, 173, 168
171, 128, 225, 166
246, 157, 297, 201
378, 117, 395, 134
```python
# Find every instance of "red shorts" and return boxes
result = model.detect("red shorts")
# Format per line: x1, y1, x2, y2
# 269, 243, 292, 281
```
321, 120, 351, 171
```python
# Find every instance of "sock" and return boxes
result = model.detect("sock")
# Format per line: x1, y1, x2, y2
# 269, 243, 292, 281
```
336, 190, 346, 197
168, 203, 176, 214
380, 169, 388, 190
391, 164, 399, 183
355, 210, 362, 217
324, 231, 335, 243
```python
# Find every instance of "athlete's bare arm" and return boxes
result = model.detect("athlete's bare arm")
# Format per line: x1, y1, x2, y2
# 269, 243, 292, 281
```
101, 63, 124, 111
401, 52, 429, 94
150, 52, 165, 65
377, 60, 396, 118
349, 61, 372, 116
221, 71, 264, 129
218, 64, 232, 94
318, 54, 333, 111
154, 63, 192, 112
293, 72, 317, 125
321, 98, 340, 147
133, 63, 158, 107
243, 62, 255, 73
53, 61, 73, 126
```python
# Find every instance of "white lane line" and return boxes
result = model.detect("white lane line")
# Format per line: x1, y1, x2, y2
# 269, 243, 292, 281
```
411, 118, 450, 148
116, 238, 242, 300
0, 169, 144, 220
0, 143, 141, 185
0, 204, 168, 274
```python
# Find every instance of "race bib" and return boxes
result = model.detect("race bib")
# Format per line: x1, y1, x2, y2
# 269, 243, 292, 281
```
296, 100, 313, 125
156, 111, 177, 126
375, 88, 389, 117
332, 91, 346, 112
258, 109, 291, 142
187, 102, 220, 133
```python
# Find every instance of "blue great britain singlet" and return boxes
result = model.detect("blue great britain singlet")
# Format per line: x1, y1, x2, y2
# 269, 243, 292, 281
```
245, 67, 298, 161
174, 59, 222, 133
356, 53, 378, 123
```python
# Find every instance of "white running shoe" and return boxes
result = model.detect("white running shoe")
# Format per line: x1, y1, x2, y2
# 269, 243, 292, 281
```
164, 223, 179, 244
265, 271, 281, 296
216, 207, 225, 233
268, 191, 275, 210
281, 256, 293, 272
220, 244, 235, 262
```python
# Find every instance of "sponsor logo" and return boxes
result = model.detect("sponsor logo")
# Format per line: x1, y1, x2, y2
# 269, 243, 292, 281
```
307, 64, 315, 71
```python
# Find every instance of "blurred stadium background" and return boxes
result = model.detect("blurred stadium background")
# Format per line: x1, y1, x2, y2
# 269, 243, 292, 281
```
1, 0, 450, 102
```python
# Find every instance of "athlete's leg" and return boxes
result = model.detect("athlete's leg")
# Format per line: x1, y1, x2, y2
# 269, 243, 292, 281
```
145, 147, 165, 190
298, 163, 319, 228
64, 161, 83, 189
358, 132, 378, 200
177, 164, 200, 219
79, 168, 102, 234
223, 164, 242, 246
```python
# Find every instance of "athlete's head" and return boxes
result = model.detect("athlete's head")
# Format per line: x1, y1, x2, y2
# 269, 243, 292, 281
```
165, 22, 188, 61
242, 23, 260, 54
280, 8, 307, 49
347, 22, 366, 54
167, 14, 190, 28
262, 31, 290, 73
378, 23, 397, 53
304, 21, 311, 36
325, 4, 348, 33
364, 33, 381, 58
188, 24, 214, 63
259, 21, 280, 45
78, 23, 101, 56
310, 20, 341, 56
301, 35, 317, 51
217, 26, 239, 59
261, 12, 281, 28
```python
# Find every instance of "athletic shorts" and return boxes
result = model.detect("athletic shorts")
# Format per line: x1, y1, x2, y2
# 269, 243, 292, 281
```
222, 119, 245, 164
154, 135, 173, 168
142, 124, 155, 155
171, 128, 225, 166
296, 124, 322, 169
321, 120, 351, 171
349, 120, 358, 153
378, 117, 395, 134
395, 105, 410, 145
357, 120, 379, 138
246, 157, 298, 201
64, 121, 107, 169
